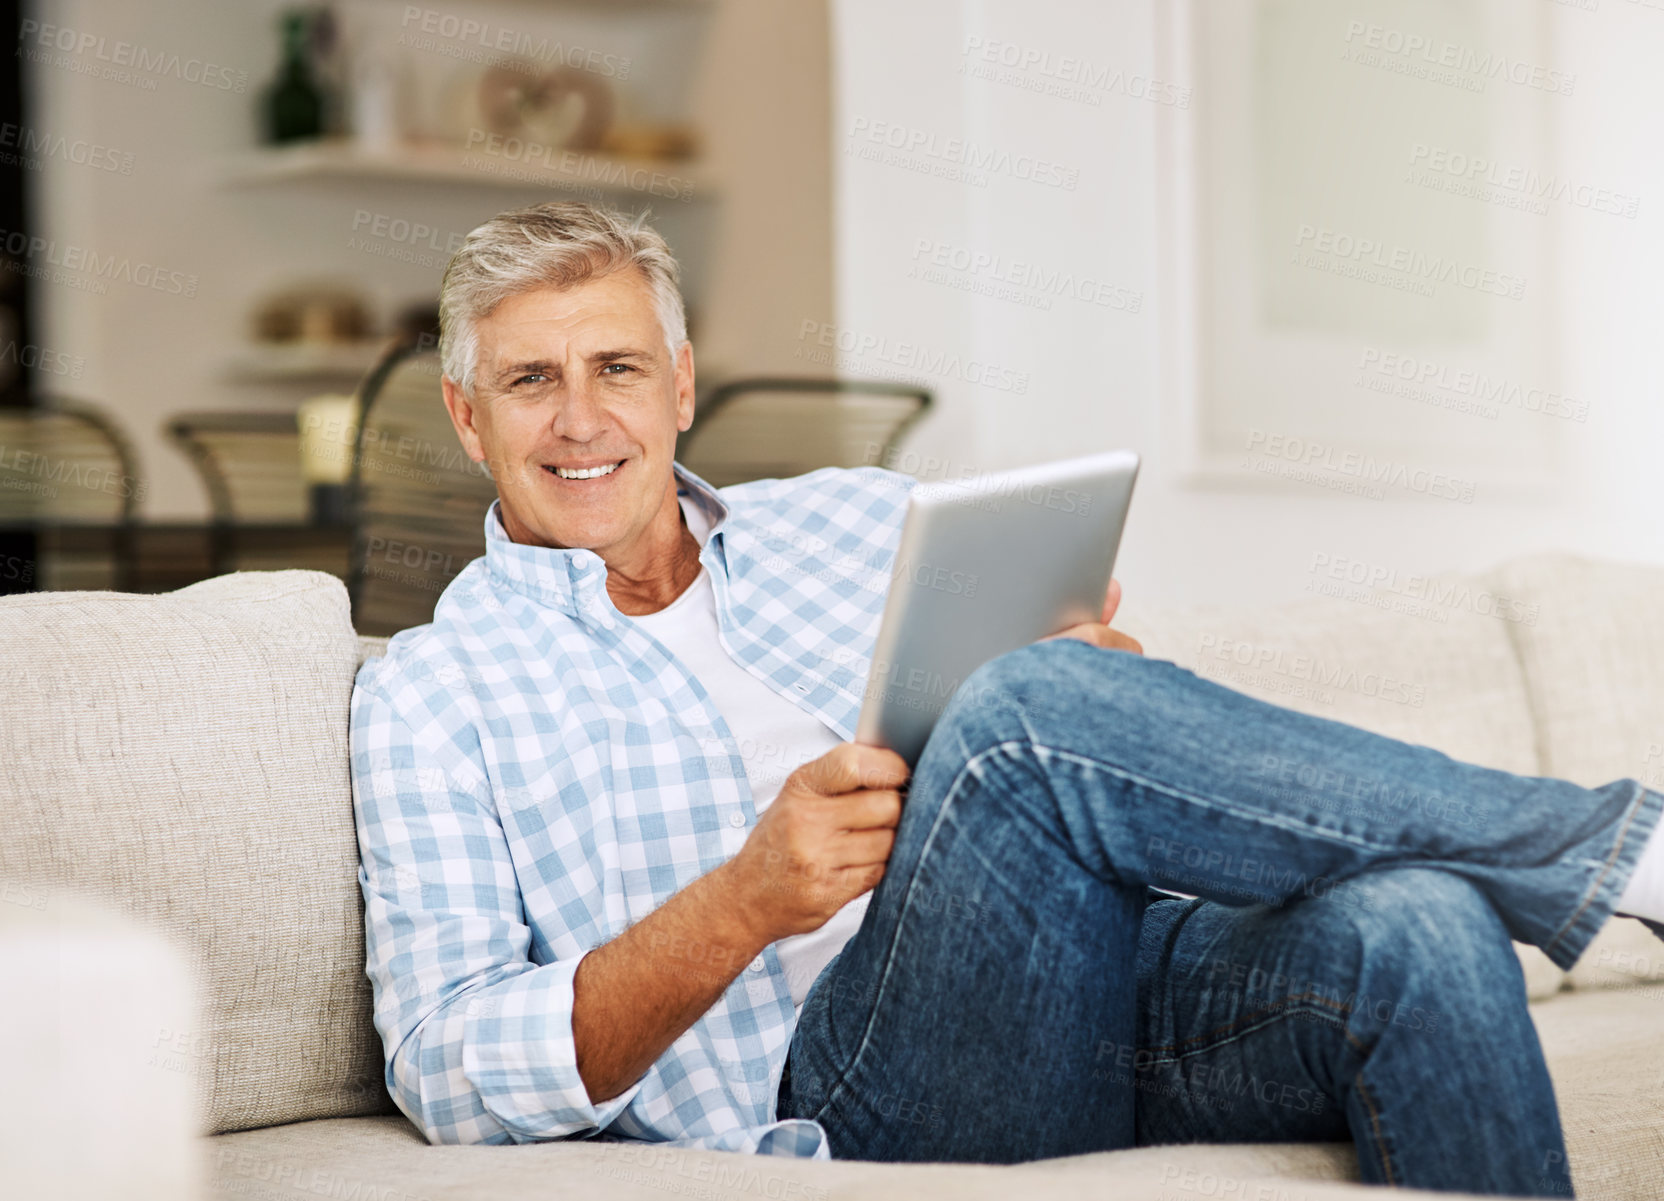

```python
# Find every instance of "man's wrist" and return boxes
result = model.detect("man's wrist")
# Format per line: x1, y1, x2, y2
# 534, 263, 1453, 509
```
705, 858, 778, 953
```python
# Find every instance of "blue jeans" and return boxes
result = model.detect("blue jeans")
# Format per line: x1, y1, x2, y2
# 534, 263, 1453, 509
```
777, 641, 1662, 1196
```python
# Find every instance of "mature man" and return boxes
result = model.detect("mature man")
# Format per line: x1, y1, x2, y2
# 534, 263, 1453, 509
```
351, 202, 1664, 1196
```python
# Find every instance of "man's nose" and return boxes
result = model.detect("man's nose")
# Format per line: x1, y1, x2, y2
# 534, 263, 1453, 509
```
552, 378, 607, 440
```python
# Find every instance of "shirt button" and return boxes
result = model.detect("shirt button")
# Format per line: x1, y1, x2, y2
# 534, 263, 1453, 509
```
727, 812, 746, 828
749, 957, 765, 973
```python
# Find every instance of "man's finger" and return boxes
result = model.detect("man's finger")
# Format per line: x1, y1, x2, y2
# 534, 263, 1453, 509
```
1102, 576, 1123, 625
1044, 623, 1144, 655
1102, 628, 1143, 655
831, 827, 896, 867
835, 788, 904, 831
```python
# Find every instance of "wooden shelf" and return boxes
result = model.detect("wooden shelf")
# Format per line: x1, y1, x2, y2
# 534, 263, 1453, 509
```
222, 139, 713, 201
222, 341, 389, 384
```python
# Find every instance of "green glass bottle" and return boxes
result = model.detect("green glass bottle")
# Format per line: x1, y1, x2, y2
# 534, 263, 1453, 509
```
262, 10, 324, 144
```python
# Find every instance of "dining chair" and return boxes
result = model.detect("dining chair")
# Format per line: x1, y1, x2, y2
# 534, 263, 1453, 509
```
676, 376, 933, 488
0, 401, 141, 590
347, 340, 496, 637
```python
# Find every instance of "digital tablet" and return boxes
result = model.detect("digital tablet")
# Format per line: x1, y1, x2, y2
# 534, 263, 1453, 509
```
854, 450, 1140, 765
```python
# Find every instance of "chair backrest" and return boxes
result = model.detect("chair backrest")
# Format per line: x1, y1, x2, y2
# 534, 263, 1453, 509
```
0, 402, 140, 524
348, 343, 497, 636
166, 411, 307, 525
0, 402, 141, 590
677, 377, 932, 488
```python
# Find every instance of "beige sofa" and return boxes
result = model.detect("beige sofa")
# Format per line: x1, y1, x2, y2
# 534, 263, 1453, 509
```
4, 555, 1663, 1201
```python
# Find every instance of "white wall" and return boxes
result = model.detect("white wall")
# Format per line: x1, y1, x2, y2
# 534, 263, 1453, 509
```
832, 0, 1664, 611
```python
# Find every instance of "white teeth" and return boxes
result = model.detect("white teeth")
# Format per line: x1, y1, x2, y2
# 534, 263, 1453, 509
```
553, 462, 620, 480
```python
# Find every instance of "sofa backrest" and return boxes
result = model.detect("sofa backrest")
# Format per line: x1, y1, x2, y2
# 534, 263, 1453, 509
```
1118, 574, 1541, 775
0, 571, 392, 1134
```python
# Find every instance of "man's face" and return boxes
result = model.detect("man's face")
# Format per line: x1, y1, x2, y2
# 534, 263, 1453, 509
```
441, 268, 694, 559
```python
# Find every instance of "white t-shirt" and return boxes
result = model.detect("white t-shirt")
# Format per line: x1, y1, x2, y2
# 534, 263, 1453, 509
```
630, 497, 870, 1007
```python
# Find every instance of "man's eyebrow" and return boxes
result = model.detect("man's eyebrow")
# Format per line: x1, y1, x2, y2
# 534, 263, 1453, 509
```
587, 348, 653, 364
491, 359, 558, 382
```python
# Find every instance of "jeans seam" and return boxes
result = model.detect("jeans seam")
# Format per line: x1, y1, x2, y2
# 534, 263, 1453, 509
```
1543, 778, 1654, 964
1140, 992, 1353, 1065
1030, 742, 1399, 857
1355, 1073, 1397, 1185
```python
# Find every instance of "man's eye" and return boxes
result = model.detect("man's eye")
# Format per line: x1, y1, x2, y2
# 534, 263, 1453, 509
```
601, 363, 635, 375
513, 373, 548, 387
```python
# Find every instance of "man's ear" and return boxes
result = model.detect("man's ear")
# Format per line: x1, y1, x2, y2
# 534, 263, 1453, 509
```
442, 375, 488, 464
674, 341, 696, 433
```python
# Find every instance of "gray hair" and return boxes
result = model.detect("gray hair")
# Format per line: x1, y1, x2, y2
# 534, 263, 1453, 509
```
438, 202, 687, 396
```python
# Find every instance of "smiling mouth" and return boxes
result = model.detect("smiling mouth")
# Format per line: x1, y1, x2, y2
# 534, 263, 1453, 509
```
546, 460, 624, 481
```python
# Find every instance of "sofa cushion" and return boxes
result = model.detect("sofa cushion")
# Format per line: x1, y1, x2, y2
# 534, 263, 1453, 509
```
1531, 984, 1664, 1199
0, 571, 391, 1133
206, 1115, 1377, 1201
197, 982, 1664, 1201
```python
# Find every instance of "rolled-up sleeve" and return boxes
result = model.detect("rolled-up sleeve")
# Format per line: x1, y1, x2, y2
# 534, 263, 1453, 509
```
350, 673, 640, 1145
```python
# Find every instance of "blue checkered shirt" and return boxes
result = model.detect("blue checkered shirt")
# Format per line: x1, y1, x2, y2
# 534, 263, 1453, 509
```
351, 464, 915, 1156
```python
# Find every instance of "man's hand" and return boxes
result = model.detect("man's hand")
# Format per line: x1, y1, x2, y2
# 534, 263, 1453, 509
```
1043, 576, 1144, 654
572, 742, 906, 1102
723, 743, 909, 943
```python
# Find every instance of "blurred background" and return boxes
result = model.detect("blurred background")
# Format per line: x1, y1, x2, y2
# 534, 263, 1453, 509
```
3, 0, 1662, 631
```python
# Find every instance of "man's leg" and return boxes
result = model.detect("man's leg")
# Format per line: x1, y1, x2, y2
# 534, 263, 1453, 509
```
1134, 873, 1570, 1196
779, 640, 1660, 1165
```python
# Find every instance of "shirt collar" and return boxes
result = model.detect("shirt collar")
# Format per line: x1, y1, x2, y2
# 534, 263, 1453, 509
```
483, 461, 729, 616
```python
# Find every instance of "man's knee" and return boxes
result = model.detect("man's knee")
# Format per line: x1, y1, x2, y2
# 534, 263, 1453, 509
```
1344, 869, 1521, 1020
951, 639, 1139, 726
